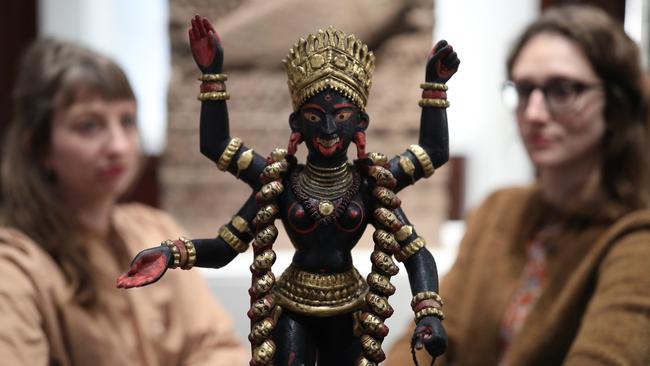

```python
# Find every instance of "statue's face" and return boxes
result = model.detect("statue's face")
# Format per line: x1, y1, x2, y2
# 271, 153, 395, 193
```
293, 90, 367, 163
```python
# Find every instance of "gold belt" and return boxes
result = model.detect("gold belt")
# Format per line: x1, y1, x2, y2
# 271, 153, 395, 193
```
274, 265, 368, 317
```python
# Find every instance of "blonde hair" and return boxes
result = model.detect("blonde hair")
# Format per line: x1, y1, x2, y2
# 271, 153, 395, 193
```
0, 39, 135, 306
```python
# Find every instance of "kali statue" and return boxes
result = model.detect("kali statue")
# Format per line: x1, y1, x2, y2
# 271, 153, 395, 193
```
117, 15, 459, 366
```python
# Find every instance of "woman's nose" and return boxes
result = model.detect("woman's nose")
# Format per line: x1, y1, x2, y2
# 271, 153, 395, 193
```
520, 89, 551, 123
106, 124, 133, 155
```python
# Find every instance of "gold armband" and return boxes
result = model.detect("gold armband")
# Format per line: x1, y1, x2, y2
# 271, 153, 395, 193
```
218, 225, 248, 253
418, 98, 450, 108
198, 73, 228, 82
394, 236, 425, 262
407, 144, 435, 178
217, 137, 243, 171
420, 82, 448, 91
411, 291, 444, 309
197, 91, 230, 101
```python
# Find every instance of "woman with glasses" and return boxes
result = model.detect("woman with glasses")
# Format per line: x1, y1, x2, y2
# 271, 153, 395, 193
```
387, 5, 650, 366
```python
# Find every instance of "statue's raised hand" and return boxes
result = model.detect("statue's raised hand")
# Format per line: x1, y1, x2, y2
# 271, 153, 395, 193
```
116, 247, 171, 289
425, 40, 460, 83
189, 15, 223, 73
412, 316, 447, 361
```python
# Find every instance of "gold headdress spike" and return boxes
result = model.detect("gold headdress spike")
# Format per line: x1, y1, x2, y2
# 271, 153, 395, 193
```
283, 26, 375, 111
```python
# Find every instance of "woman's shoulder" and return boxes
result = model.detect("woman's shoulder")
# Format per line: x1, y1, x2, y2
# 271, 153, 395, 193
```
0, 227, 56, 268
0, 227, 65, 295
482, 185, 536, 207
600, 208, 650, 245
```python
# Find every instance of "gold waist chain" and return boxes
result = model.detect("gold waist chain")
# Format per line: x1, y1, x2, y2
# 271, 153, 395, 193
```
274, 265, 369, 317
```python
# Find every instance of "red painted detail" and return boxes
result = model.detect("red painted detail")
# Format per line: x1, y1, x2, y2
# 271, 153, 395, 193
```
333, 103, 355, 109
353, 131, 366, 159
288, 352, 296, 365
116, 251, 167, 288
334, 201, 364, 233
287, 132, 303, 155
287, 201, 318, 235
189, 15, 219, 68
200, 82, 225, 93
422, 90, 447, 99
302, 103, 326, 113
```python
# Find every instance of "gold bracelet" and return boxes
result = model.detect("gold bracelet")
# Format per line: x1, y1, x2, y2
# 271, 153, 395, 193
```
419, 98, 450, 108
231, 215, 250, 235
198, 73, 228, 82
407, 144, 435, 178
411, 291, 444, 309
218, 225, 249, 253
161, 239, 181, 268
414, 306, 445, 322
197, 91, 230, 101
394, 236, 425, 262
178, 237, 196, 270
420, 82, 448, 91
217, 137, 243, 171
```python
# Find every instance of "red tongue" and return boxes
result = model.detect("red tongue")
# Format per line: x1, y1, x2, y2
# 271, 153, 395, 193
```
318, 143, 338, 157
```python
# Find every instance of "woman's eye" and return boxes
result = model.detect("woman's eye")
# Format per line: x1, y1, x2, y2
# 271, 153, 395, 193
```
74, 118, 103, 134
335, 110, 353, 122
303, 112, 321, 122
121, 114, 136, 128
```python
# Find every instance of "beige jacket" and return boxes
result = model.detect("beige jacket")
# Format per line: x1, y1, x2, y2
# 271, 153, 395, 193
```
0, 203, 247, 366
386, 187, 650, 366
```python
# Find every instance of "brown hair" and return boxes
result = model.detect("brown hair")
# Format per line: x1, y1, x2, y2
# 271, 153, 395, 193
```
507, 5, 650, 212
0, 39, 135, 306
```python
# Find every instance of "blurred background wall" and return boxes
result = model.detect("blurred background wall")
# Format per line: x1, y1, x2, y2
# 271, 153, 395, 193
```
2, 0, 647, 353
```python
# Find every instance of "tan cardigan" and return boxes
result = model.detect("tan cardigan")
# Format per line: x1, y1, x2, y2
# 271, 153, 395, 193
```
386, 187, 650, 366
0, 203, 247, 366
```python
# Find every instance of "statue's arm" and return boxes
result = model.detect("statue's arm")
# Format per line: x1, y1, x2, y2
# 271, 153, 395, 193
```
389, 40, 459, 193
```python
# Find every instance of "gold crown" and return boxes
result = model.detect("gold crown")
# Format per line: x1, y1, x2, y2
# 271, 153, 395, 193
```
284, 26, 375, 111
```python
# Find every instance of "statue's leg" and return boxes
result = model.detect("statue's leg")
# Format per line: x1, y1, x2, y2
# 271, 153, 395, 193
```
273, 310, 317, 366
316, 313, 362, 365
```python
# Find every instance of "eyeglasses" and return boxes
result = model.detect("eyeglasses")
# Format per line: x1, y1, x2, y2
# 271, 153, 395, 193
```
502, 77, 602, 115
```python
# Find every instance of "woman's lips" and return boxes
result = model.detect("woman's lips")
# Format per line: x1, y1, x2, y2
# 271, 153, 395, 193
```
101, 165, 126, 178
528, 134, 552, 148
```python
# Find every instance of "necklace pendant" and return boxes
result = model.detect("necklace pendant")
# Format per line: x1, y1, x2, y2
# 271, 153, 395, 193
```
318, 200, 335, 216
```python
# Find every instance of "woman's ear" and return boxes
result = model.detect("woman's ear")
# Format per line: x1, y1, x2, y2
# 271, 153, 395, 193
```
358, 111, 369, 132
